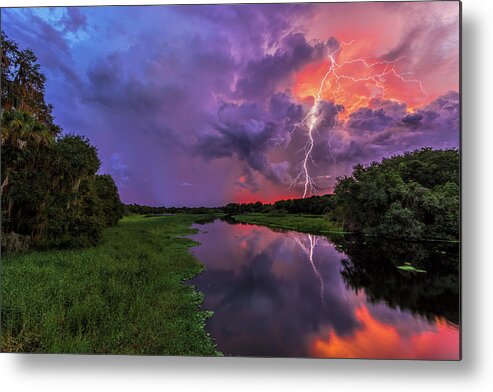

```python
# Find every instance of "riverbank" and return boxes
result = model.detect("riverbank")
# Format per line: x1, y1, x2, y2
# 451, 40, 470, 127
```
232, 213, 459, 242
232, 213, 345, 234
1, 214, 221, 355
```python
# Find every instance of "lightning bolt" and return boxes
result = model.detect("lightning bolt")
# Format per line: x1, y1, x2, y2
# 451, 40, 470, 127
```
289, 40, 427, 198
292, 233, 326, 307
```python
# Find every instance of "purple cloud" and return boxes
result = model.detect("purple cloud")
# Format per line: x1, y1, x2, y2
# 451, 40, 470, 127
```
196, 101, 295, 185
235, 33, 328, 100
61, 7, 88, 33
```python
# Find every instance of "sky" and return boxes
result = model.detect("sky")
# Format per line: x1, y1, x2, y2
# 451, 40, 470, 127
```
1, 2, 460, 207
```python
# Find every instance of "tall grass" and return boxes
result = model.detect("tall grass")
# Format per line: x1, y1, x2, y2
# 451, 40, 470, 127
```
232, 213, 345, 234
1, 214, 220, 355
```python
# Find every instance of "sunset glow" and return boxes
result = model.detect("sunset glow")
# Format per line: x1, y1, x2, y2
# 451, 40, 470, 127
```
293, 48, 432, 120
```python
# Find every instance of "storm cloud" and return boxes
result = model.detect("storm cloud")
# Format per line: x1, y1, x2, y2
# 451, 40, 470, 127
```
235, 33, 328, 100
1, 3, 459, 205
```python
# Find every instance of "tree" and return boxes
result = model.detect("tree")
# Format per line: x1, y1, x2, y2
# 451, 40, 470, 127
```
330, 148, 459, 240
1, 31, 60, 133
96, 174, 124, 227
1, 33, 124, 252
1, 110, 55, 241
42, 135, 104, 249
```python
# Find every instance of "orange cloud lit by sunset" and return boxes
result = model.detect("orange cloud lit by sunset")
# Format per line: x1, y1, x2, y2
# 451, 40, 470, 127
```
292, 50, 432, 119
292, 1, 459, 120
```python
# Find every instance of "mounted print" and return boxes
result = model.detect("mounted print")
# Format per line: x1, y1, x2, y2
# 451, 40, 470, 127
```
1, 1, 461, 359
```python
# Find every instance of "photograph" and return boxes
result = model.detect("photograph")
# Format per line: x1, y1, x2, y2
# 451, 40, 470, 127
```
1, 1, 460, 360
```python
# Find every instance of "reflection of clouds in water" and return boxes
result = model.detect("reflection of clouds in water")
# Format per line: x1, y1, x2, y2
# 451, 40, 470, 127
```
189, 220, 459, 359
311, 305, 459, 359
190, 222, 359, 356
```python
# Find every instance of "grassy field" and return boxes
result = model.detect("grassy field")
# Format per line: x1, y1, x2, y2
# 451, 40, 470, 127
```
232, 213, 345, 234
1, 214, 221, 355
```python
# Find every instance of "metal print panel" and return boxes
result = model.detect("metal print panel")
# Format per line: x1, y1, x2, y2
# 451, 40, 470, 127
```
0, 1, 461, 359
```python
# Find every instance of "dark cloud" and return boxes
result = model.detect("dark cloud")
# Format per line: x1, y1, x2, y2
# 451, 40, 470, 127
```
284, 91, 460, 194
401, 112, 423, 125
87, 53, 121, 87
196, 102, 292, 185
332, 92, 460, 167
312, 100, 344, 133
62, 7, 88, 33
368, 98, 408, 117
235, 33, 328, 100
348, 108, 394, 133
3, 11, 80, 86
175, 4, 314, 59
269, 92, 305, 123
326, 36, 340, 54
411, 90, 459, 143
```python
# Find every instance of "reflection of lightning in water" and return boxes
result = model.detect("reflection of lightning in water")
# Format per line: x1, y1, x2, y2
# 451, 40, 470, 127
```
290, 40, 428, 198
293, 233, 326, 307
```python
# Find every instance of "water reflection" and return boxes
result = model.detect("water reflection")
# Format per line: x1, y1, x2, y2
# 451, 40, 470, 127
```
188, 220, 459, 359
335, 237, 459, 324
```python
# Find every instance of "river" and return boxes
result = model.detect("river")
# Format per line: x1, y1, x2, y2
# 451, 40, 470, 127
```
188, 219, 460, 359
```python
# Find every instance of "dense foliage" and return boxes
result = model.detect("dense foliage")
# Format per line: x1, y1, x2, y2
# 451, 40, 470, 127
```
96, 175, 124, 227
223, 194, 335, 215
1, 32, 122, 252
124, 195, 335, 218
123, 203, 221, 215
331, 148, 460, 240
1, 32, 59, 133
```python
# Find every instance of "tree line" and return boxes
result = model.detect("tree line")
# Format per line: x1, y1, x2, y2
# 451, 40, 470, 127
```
222, 195, 335, 215
124, 194, 335, 217
1, 32, 123, 252
330, 148, 459, 241
124, 204, 222, 215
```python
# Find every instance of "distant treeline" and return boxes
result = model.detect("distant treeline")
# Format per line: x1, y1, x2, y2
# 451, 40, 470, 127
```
124, 204, 222, 215
124, 194, 335, 217
224, 195, 335, 215
1, 32, 123, 252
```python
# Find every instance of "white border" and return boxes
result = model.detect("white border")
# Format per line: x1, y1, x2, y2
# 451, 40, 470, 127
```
1, 0, 492, 391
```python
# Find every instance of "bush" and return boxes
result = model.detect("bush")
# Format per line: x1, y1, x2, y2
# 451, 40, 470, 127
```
376, 202, 425, 240
331, 148, 459, 240
96, 175, 124, 227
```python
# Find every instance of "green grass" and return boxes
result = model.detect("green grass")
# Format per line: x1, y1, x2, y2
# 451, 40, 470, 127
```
232, 213, 345, 234
1, 214, 221, 355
